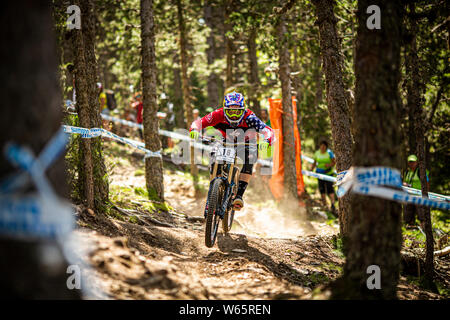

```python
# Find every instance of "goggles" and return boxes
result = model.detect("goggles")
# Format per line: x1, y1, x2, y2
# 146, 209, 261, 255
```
225, 108, 244, 119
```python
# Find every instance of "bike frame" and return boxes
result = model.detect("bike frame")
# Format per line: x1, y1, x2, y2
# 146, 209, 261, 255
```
206, 142, 242, 219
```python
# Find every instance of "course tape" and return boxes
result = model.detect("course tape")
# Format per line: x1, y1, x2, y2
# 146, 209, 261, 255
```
0, 128, 74, 239
100, 114, 314, 166
96, 114, 450, 204
302, 170, 336, 182
63, 125, 161, 159
336, 167, 449, 210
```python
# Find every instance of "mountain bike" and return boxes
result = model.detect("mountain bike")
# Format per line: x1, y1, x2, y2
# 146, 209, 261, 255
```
202, 137, 254, 248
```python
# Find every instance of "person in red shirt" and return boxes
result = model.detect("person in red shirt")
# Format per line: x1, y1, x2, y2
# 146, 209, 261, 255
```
132, 92, 143, 139
189, 92, 275, 210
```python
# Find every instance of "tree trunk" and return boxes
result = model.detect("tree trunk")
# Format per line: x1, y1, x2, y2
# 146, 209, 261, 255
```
0, 1, 80, 299
224, 0, 234, 89
204, 1, 220, 107
70, 1, 95, 210
71, 0, 109, 211
277, 17, 298, 201
406, 2, 435, 288
331, 0, 404, 299
312, 0, 353, 237
247, 27, 262, 118
292, 42, 304, 141
176, 0, 199, 194
172, 55, 186, 129
141, 0, 164, 201
313, 57, 323, 108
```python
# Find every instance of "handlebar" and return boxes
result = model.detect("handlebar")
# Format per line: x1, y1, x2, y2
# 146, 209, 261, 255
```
200, 135, 256, 147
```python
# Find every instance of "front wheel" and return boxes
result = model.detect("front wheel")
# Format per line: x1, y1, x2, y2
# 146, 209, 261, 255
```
205, 178, 225, 248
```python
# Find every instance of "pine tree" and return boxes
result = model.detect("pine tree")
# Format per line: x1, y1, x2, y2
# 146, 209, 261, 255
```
332, 0, 404, 299
141, 0, 165, 201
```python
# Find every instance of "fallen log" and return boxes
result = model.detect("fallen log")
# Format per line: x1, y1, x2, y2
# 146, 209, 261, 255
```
434, 246, 450, 257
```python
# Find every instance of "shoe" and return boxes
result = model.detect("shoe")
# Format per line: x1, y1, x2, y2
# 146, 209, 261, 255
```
233, 196, 244, 211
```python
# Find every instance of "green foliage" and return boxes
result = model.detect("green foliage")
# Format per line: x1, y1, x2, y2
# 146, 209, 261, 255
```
134, 186, 148, 197
331, 234, 345, 259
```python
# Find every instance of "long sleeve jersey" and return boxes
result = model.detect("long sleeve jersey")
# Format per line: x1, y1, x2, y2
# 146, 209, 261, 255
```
190, 107, 275, 145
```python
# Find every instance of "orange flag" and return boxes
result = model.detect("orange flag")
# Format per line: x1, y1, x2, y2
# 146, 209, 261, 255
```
268, 98, 305, 201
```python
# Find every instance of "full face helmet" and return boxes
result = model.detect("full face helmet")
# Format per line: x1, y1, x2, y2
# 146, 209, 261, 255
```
223, 92, 246, 127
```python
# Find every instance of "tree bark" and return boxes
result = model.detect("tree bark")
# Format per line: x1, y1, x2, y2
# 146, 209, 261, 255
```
312, 0, 353, 237
224, 0, 234, 89
0, 1, 80, 299
71, 0, 109, 211
292, 42, 304, 141
406, 2, 435, 287
331, 0, 404, 299
176, 0, 199, 194
247, 27, 262, 118
204, 1, 220, 107
277, 17, 298, 201
70, 1, 95, 210
172, 54, 186, 129
141, 0, 164, 201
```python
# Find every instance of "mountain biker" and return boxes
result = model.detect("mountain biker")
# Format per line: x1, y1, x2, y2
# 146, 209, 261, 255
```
189, 91, 275, 211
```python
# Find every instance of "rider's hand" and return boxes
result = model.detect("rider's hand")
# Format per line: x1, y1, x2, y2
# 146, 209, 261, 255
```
259, 141, 270, 157
190, 130, 200, 140
259, 141, 269, 151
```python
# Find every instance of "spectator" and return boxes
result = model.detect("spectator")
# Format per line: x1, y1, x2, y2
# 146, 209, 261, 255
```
132, 92, 144, 139
311, 140, 337, 216
193, 108, 201, 121
260, 108, 271, 127
97, 82, 108, 115
402, 154, 429, 227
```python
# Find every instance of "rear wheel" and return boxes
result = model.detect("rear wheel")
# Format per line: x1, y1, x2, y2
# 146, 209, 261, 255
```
205, 178, 225, 248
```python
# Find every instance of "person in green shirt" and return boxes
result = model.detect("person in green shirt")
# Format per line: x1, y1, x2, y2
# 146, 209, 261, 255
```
402, 154, 429, 226
311, 140, 337, 216
403, 154, 429, 190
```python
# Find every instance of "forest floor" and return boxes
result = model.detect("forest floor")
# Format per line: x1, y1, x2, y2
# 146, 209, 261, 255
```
66, 140, 449, 300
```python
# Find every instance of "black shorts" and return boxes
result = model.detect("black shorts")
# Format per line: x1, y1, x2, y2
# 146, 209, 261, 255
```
318, 179, 334, 194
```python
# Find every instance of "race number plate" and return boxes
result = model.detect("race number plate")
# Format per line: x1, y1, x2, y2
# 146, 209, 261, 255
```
216, 147, 235, 163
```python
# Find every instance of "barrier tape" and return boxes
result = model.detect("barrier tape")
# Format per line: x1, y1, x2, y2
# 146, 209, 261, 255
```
71, 113, 450, 206
100, 114, 314, 166
63, 125, 161, 159
302, 170, 337, 182
336, 169, 449, 202
0, 128, 74, 239
336, 167, 449, 210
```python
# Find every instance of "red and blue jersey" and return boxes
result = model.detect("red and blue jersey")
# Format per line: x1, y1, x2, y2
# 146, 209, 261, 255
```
190, 108, 275, 145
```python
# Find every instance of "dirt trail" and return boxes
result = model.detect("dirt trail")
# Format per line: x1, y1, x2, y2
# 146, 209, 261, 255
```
66, 142, 446, 300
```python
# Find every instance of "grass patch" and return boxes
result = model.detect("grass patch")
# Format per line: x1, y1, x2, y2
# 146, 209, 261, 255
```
134, 186, 148, 197
431, 209, 450, 234
306, 272, 330, 286
331, 235, 345, 259
406, 275, 448, 296
134, 169, 145, 176
320, 262, 343, 273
